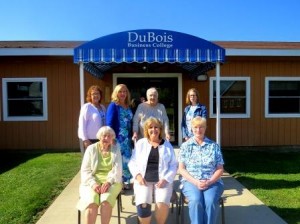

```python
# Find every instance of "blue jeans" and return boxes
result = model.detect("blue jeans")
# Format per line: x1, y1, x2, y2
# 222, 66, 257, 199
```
182, 181, 224, 224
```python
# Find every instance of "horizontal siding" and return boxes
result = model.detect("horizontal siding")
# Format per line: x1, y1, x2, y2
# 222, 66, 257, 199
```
1, 56, 300, 150
0, 57, 101, 151
182, 56, 300, 148
219, 57, 300, 147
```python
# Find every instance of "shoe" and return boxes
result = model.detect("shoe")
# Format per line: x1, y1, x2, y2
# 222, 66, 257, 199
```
123, 183, 131, 190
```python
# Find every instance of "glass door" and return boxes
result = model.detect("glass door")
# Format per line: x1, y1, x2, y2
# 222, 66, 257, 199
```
117, 77, 178, 145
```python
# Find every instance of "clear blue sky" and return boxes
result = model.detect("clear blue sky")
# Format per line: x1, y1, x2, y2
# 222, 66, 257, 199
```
1, 0, 299, 42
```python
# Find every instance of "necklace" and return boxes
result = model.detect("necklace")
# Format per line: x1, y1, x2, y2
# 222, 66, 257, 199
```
149, 139, 161, 148
100, 149, 110, 157
98, 143, 111, 157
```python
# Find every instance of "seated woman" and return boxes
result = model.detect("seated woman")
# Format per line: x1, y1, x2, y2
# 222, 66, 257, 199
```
178, 116, 224, 224
128, 117, 178, 224
76, 126, 123, 224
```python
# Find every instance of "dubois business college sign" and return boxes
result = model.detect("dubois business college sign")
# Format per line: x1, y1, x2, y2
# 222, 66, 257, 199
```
102, 29, 215, 50
127, 31, 174, 49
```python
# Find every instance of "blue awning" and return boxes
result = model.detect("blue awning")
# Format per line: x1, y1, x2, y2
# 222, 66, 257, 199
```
74, 29, 225, 78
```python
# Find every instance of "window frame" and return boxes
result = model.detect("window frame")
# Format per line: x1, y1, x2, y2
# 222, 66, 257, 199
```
265, 77, 300, 118
2, 77, 48, 121
209, 76, 251, 118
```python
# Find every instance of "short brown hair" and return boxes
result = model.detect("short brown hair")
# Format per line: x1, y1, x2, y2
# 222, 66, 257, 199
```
86, 85, 103, 103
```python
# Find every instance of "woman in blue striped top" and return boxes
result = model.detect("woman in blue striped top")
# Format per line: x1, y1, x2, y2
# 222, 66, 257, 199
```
181, 88, 207, 142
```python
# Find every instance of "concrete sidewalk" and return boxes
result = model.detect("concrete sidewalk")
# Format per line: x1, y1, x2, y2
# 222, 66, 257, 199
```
36, 170, 287, 224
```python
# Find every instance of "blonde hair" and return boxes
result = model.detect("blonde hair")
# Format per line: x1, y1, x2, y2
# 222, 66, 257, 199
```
143, 117, 163, 140
191, 116, 207, 128
111, 84, 131, 105
185, 88, 200, 105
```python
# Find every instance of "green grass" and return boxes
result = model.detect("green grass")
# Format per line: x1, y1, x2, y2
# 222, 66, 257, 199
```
223, 150, 300, 224
0, 152, 82, 224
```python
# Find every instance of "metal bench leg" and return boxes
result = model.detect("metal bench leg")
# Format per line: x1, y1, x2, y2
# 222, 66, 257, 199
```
78, 209, 81, 224
117, 194, 121, 224
179, 191, 184, 224
220, 197, 225, 224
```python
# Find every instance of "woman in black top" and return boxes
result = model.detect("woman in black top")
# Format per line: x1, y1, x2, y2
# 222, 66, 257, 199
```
128, 117, 178, 224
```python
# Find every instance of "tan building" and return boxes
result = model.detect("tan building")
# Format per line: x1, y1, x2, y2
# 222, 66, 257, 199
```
1, 29, 300, 151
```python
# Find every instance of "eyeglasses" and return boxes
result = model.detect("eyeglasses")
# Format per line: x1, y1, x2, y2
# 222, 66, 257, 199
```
193, 126, 206, 129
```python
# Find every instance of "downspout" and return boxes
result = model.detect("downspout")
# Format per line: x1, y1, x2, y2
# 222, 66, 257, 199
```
216, 62, 221, 145
79, 62, 85, 106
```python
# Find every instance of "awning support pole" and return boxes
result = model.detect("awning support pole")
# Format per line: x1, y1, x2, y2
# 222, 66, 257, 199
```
216, 62, 221, 145
79, 62, 85, 106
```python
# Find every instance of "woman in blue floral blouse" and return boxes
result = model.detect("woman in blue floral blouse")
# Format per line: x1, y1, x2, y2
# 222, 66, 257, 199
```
178, 116, 224, 224
106, 84, 133, 190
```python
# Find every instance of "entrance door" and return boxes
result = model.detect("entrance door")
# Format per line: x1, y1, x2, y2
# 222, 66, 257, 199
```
117, 77, 179, 145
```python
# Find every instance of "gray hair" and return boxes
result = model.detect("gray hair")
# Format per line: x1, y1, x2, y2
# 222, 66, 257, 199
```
146, 87, 158, 99
96, 126, 116, 140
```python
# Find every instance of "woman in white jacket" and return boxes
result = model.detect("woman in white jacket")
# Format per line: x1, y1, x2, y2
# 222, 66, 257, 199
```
77, 126, 122, 224
129, 117, 178, 224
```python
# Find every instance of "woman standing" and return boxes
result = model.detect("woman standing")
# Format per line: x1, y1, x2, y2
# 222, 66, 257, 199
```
78, 85, 106, 154
178, 116, 224, 224
129, 117, 178, 224
76, 126, 123, 224
181, 88, 207, 142
132, 87, 170, 141
106, 84, 133, 190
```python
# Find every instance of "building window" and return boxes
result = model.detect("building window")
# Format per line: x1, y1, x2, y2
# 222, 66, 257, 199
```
209, 77, 250, 118
2, 78, 48, 121
265, 77, 300, 118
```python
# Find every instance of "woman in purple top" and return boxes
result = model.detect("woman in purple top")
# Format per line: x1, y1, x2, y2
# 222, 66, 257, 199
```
78, 85, 106, 154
